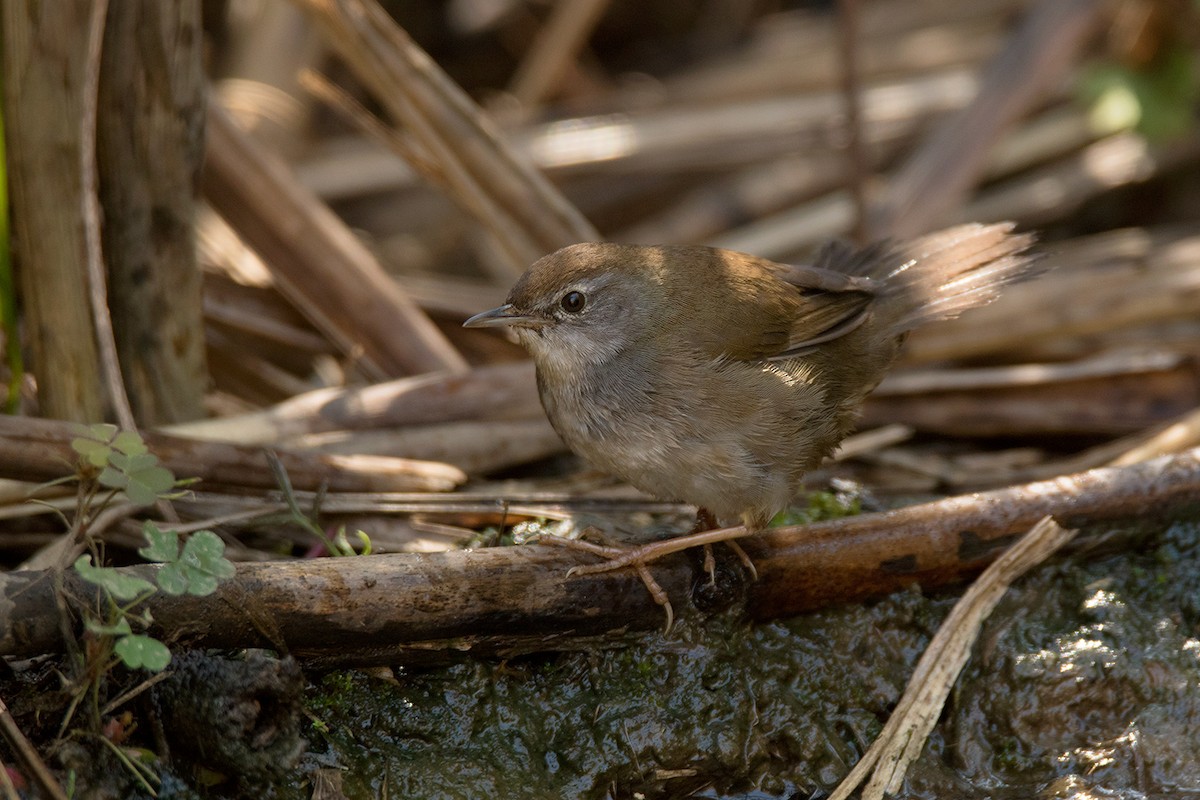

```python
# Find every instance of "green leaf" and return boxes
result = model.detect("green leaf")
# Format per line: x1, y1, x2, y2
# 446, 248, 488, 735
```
137, 522, 179, 563
125, 463, 176, 506
114, 634, 171, 671
73, 555, 155, 601
70, 437, 112, 468
155, 562, 189, 595
113, 452, 159, 474
333, 527, 355, 557
150, 531, 235, 596
184, 531, 235, 581
98, 465, 128, 490
70, 424, 119, 467
75, 423, 117, 443
111, 430, 148, 457
84, 617, 133, 636
156, 530, 235, 596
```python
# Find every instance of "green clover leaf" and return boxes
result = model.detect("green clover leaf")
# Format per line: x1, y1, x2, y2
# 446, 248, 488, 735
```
74, 555, 155, 601
114, 634, 171, 671
137, 522, 180, 563
111, 430, 148, 457
99, 454, 175, 506
70, 424, 119, 468
155, 562, 189, 595
153, 530, 235, 596
71, 438, 112, 468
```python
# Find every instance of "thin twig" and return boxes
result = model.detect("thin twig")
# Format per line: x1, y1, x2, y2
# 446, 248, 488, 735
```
80, 0, 135, 431
0, 694, 68, 800
0, 755, 20, 800
298, 70, 444, 188
96, 734, 158, 796
508, 0, 612, 112
100, 670, 173, 717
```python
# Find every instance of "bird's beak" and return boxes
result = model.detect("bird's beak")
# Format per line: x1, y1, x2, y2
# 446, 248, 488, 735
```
462, 304, 542, 329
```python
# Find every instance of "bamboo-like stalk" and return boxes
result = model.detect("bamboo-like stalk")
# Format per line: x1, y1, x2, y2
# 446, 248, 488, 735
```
298, 0, 600, 276
202, 103, 467, 378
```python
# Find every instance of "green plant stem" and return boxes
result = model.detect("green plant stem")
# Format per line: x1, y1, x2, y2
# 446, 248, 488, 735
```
266, 450, 350, 555
96, 735, 158, 797
54, 688, 86, 744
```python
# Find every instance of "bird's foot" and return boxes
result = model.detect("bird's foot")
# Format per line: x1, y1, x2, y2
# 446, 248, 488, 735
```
539, 522, 758, 631
690, 509, 758, 585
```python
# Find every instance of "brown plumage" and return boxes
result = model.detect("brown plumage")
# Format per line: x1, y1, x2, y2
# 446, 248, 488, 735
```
465, 222, 1038, 531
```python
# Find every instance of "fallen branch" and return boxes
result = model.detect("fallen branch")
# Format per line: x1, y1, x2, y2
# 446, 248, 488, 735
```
2, 448, 1197, 665
165, 361, 540, 445
861, 349, 1200, 436
0, 693, 67, 800
0, 415, 465, 494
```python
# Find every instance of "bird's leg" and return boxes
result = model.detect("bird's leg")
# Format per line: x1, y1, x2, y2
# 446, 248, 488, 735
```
538, 510, 759, 630
535, 527, 679, 628
696, 508, 719, 584
692, 507, 758, 582
541, 520, 756, 576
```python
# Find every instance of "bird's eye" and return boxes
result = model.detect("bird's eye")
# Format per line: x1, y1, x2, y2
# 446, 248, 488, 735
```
560, 290, 586, 313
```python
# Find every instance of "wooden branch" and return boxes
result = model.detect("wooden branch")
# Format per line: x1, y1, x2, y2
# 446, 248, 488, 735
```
81, 0, 136, 431
294, 66, 977, 203
3, 448, 1197, 665
0, 415, 464, 495
165, 361, 541, 445
958, 131, 1200, 229
706, 98, 1089, 260
202, 102, 467, 379
538, 68, 979, 176
836, 0, 869, 244
862, 350, 1200, 436
290, 417, 565, 475
202, 273, 335, 358
665, 0, 1020, 102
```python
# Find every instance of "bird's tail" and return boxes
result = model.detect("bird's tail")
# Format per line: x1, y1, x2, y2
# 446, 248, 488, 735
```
815, 222, 1040, 339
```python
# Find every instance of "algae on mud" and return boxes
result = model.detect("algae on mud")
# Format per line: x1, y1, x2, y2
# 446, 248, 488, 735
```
284, 518, 1200, 799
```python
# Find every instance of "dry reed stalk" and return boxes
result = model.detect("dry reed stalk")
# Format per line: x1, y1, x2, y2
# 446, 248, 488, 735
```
202, 103, 467, 378
868, 0, 1105, 238
298, 0, 599, 277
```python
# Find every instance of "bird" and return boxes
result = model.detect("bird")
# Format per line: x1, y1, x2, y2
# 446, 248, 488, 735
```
464, 222, 1038, 621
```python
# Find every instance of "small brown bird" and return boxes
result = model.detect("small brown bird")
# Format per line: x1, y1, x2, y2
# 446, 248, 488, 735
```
465, 223, 1037, 607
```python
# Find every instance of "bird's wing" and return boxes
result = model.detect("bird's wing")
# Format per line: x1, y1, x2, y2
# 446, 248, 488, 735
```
765, 247, 881, 361
680, 242, 882, 363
